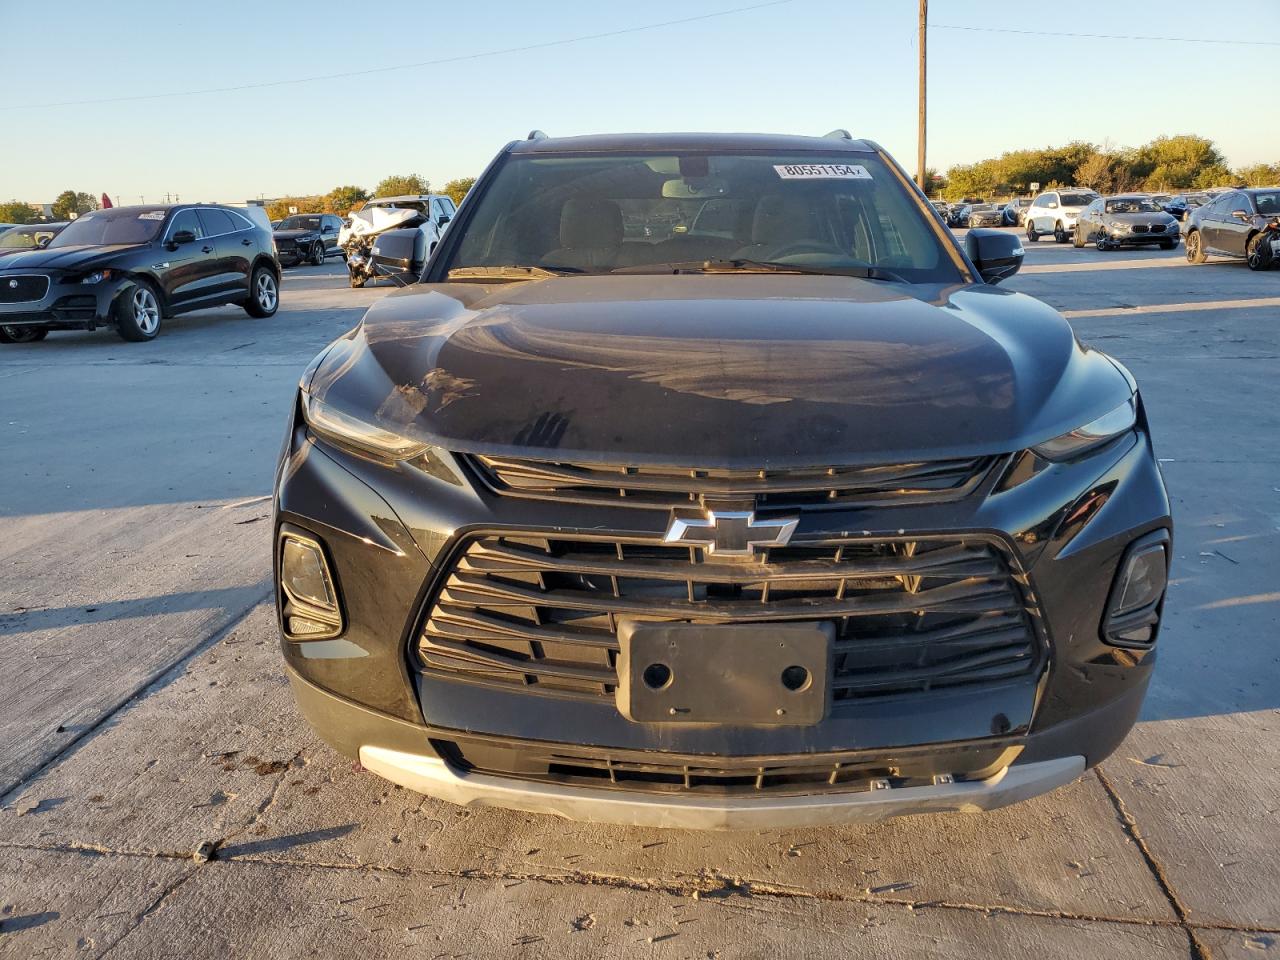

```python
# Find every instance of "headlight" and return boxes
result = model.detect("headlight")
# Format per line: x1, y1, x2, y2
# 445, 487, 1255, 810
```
1110, 221, 1131, 233
79, 269, 114, 284
1031, 397, 1137, 462
300, 391, 429, 460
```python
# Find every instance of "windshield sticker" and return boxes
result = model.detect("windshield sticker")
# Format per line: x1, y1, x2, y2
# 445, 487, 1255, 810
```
138, 210, 166, 220
774, 163, 872, 180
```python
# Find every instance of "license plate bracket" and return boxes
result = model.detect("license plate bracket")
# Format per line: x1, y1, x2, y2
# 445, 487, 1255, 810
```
616, 621, 831, 725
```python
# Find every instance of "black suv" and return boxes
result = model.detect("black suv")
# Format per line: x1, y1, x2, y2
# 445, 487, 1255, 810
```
273, 213, 344, 267
274, 131, 1172, 829
1185, 188, 1280, 269
0, 204, 280, 342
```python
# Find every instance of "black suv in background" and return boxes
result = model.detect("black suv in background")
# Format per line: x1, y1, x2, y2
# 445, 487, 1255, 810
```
0, 204, 280, 343
273, 213, 344, 267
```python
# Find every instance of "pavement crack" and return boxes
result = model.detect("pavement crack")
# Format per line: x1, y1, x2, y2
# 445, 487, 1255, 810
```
1095, 766, 1214, 960
94, 863, 199, 958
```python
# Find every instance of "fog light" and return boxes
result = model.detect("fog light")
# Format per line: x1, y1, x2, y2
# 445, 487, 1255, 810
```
279, 532, 342, 640
1103, 531, 1169, 648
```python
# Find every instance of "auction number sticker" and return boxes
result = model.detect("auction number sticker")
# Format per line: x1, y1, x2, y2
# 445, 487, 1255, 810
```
138, 211, 166, 220
774, 163, 873, 180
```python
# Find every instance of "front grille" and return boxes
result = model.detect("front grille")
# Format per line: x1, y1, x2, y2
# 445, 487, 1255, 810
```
0, 274, 50, 304
1150, 223, 1166, 233
1132, 224, 1150, 234
276, 239, 296, 252
433, 735, 1021, 797
416, 533, 1043, 703
467, 455, 996, 510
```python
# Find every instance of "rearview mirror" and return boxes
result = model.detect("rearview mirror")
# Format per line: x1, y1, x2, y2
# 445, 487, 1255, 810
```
662, 177, 729, 200
965, 229, 1024, 285
170, 229, 197, 246
36, 235, 52, 249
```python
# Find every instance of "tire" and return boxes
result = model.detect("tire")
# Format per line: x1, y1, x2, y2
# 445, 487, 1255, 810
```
114, 282, 163, 342
1095, 233, 1109, 251
310, 243, 325, 266
1073, 225, 1085, 248
1054, 222, 1069, 244
1246, 233, 1273, 271
1026, 223, 1038, 242
245, 265, 279, 317
0, 325, 48, 343
1186, 230, 1206, 264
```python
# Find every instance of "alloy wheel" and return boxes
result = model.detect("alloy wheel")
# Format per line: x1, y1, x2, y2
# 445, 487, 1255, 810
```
133, 288, 160, 335
257, 273, 278, 311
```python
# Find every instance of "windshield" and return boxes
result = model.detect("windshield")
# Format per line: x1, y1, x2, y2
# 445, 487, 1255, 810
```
1106, 198, 1163, 214
278, 216, 322, 231
47, 209, 166, 248
441, 151, 963, 284
0, 227, 59, 249
1059, 193, 1095, 207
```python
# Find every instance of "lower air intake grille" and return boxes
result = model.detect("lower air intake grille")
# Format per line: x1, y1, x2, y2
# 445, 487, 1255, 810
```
415, 533, 1044, 703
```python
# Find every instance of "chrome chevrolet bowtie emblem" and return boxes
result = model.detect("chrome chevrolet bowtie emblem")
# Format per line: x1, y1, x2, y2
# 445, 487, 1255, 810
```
663, 510, 798, 558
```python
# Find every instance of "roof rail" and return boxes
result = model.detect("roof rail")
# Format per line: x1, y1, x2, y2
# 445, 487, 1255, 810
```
526, 129, 548, 141
824, 129, 853, 140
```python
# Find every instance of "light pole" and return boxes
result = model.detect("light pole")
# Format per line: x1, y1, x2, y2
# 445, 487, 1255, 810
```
917, 0, 927, 194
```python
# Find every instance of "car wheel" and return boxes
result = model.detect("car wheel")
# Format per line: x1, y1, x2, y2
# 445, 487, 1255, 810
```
1073, 226, 1085, 248
311, 243, 325, 266
245, 265, 279, 317
115, 282, 163, 342
1186, 230, 1206, 264
1246, 233, 1273, 271
1054, 222, 1069, 243
1095, 233, 1110, 251
1026, 223, 1038, 242
0, 325, 48, 344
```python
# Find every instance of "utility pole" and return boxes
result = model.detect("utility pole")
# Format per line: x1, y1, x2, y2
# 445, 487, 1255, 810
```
917, 0, 927, 194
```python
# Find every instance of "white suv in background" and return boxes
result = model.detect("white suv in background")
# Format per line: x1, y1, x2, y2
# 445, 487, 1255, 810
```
1025, 189, 1099, 243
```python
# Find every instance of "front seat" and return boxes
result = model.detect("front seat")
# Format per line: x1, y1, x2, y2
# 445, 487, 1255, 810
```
732, 194, 824, 260
543, 198, 623, 272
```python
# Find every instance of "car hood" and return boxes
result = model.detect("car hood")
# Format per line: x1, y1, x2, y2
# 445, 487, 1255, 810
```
307, 275, 1132, 466
274, 229, 318, 240
1107, 212, 1176, 225
0, 243, 147, 273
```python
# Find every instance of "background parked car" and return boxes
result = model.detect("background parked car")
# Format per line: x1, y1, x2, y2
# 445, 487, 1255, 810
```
967, 203, 1005, 228
1185, 187, 1280, 269
1002, 198, 1031, 226
273, 214, 344, 267
1025, 189, 1099, 243
1164, 193, 1209, 221
0, 221, 68, 254
1075, 195, 1179, 250
0, 204, 280, 343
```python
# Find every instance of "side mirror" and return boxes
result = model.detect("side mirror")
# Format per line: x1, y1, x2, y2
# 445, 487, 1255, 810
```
169, 229, 197, 247
965, 229, 1024, 285
438, 214, 451, 225
1233, 210, 1252, 221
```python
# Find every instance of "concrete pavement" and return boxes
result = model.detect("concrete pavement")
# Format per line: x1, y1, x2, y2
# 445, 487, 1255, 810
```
1, 246, 1276, 958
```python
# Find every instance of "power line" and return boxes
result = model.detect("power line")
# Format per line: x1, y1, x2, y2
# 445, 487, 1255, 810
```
2, 0, 794, 112
933, 23, 1280, 46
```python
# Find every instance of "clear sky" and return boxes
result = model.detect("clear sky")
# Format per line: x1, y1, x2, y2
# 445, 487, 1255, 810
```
2, 0, 1276, 204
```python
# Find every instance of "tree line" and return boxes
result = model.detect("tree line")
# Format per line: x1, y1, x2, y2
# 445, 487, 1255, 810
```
264, 175, 476, 221
936, 135, 1279, 200
0, 177, 478, 225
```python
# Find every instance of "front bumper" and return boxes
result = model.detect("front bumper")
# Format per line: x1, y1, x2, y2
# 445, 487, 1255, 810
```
1108, 231, 1179, 245
274, 397, 1171, 824
0, 272, 124, 328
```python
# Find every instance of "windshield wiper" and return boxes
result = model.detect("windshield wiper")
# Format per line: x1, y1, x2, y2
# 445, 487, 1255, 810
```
445, 264, 583, 282
610, 258, 906, 283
